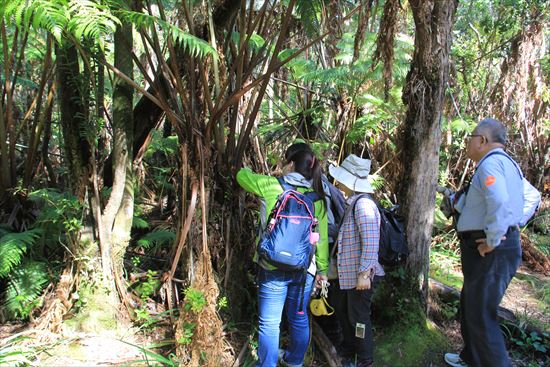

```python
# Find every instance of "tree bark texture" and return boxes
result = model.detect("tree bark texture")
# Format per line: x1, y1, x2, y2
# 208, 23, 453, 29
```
106, 20, 135, 307
400, 0, 458, 300
55, 43, 91, 200
488, 17, 547, 187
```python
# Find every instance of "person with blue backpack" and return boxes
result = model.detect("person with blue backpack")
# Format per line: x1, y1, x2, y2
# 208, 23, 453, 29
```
328, 154, 385, 367
236, 148, 329, 367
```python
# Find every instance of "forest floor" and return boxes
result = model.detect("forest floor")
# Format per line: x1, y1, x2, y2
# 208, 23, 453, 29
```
1, 246, 548, 367
432, 265, 549, 367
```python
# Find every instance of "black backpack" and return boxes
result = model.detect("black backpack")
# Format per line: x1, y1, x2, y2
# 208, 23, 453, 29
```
325, 179, 346, 240
376, 203, 408, 266
350, 195, 409, 267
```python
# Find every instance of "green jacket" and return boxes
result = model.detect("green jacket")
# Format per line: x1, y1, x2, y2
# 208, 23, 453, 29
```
236, 167, 329, 274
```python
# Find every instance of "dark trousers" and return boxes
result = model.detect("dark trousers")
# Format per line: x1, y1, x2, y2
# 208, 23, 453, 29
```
331, 278, 379, 365
459, 228, 521, 367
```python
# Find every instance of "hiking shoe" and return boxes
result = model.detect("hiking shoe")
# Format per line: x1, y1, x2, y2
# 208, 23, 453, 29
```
341, 359, 356, 367
278, 349, 302, 367
444, 353, 468, 367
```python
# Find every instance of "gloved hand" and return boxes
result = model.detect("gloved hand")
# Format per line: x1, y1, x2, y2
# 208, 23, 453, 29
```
437, 186, 454, 219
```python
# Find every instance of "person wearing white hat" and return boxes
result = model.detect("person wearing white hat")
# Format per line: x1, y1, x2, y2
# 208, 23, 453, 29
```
328, 154, 385, 367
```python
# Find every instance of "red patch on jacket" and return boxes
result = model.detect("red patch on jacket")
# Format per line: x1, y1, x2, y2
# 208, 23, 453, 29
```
485, 176, 496, 187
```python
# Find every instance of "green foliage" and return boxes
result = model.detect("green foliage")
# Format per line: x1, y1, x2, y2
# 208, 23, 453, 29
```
67, 0, 119, 40
136, 229, 176, 250
0, 228, 41, 278
430, 231, 463, 289
29, 189, 83, 236
2, 0, 69, 42
145, 132, 179, 159
374, 319, 449, 367
0, 190, 81, 321
2, 0, 119, 44
178, 322, 196, 345
135, 270, 160, 302
118, 10, 217, 60
0, 334, 38, 366
132, 216, 150, 230
217, 296, 228, 310
440, 299, 460, 320
502, 321, 550, 365
295, 0, 322, 37
231, 31, 266, 54
120, 340, 179, 367
3, 261, 50, 320
183, 287, 207, 313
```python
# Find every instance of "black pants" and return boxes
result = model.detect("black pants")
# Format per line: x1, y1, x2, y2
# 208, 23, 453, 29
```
331, 278, 380, 365
459, 227, 521, 367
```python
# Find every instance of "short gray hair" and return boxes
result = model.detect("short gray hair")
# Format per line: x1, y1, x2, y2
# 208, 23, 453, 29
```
477, 118, 507, 144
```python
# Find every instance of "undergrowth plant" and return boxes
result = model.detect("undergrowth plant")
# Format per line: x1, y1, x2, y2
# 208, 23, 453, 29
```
0, 189, 83, 321
502, 321, 550, 366
0, 334, 39, 366
0, 228, 47, 320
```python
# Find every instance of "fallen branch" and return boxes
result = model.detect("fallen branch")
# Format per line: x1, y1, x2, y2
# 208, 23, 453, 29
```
311, 318, 342, 367
232, 335, 251, 367
429, 278, 544, 336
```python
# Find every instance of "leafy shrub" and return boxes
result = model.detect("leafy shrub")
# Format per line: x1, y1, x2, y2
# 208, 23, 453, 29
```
0, 229, 49, 320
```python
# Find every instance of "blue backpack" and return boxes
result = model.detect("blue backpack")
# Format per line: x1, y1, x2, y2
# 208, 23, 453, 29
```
258, 178, 320, 272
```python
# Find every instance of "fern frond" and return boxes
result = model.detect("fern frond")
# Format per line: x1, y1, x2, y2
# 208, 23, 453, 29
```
0, 228, 41, 278
118, 10, 217, 60
3, 260, 49, 320
301, 66, 350, 84
68, 0, 120, 40
0, 334, 37, 366
132, 216, 149, 230
295, 0, 322, 37
136, 229, 175, 250
5, 0, 71, 43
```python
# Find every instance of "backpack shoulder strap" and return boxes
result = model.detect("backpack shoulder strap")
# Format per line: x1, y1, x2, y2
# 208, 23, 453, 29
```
278, 177, 320, 202
477, 150, 523, 179
304, 191, 320, 203
277, 177, 294, 191
345, 193, 372, 224
332, 194, 371, 257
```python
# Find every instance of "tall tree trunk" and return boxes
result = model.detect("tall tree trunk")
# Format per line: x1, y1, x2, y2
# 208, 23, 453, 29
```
55, 43, 91, 200
488, 16, 547, 187
0, 21, 14, 199
399, 0, 458, 308
33, 42, 92, 334
23, 35, 53, 188
110, 18, 135, 307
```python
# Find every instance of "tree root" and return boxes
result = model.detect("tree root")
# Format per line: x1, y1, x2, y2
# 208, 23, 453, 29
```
30, 262, 77, 338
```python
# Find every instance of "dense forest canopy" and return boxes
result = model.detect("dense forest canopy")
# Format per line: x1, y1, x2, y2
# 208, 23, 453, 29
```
0, 0, 548, 366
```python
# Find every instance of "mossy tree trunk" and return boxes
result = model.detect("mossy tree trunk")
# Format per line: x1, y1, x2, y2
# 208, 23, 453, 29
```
100, 16, 135, 310
56, 43, 92, 200
32, 42, 94, 333
397, 0, 458, 311
37, 18, 135, 332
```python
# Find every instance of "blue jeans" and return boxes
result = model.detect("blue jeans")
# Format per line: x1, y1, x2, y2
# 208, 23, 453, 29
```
256, 268, 314, 367
459, 227, 521, 367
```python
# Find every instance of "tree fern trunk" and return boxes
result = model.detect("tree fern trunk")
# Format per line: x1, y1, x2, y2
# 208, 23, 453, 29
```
55, 43, 91, 200
111, 17, 135, 307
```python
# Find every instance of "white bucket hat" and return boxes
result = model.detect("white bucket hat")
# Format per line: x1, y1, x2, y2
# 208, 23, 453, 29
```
329, 154, 374, 193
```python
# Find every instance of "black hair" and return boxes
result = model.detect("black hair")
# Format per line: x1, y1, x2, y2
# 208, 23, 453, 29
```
477, 118, 507, 145
285, 142, 312, 163
288, 150, 326, 204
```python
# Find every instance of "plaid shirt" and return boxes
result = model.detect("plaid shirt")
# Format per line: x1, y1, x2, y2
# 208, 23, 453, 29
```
337, 195, 385, 290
